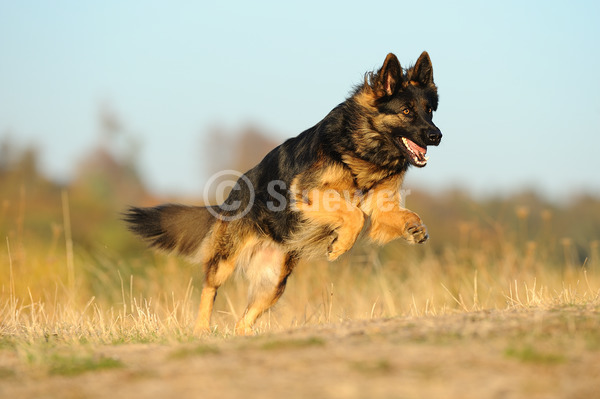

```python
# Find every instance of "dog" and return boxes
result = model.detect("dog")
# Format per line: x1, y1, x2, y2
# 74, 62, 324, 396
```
124, 52, 442, 335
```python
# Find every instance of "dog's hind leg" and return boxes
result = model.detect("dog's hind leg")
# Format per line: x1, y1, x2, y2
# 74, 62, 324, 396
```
192, 222, 242, 335
235, 248, 298, 335
193, 256, 237, 335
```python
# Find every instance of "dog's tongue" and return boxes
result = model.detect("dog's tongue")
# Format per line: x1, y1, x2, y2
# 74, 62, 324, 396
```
406, 139, 427, 157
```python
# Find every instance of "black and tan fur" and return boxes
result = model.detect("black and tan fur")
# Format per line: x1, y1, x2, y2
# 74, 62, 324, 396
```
125, 52, 442, 335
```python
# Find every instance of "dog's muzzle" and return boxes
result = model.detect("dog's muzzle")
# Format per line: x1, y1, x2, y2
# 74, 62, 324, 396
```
425, 128, 442, 146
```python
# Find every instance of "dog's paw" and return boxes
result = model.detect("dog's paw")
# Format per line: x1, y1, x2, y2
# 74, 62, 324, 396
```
192, 322, 212, 336
403, 222, 429, 244
327, 250, 342, 261
234, 323, 255, 336
327, 236, 343, 261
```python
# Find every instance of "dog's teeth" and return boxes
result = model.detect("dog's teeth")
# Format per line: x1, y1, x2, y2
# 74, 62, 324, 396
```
424, 156, 429, 161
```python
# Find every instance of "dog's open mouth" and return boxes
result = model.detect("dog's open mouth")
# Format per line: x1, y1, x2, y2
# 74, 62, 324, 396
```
399, 137, 429, 167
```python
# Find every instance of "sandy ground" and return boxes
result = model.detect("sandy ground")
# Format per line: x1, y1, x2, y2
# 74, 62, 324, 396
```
2, 307, 599, 399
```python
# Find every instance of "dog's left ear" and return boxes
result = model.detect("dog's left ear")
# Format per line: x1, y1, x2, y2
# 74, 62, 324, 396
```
411, 51, 434, 86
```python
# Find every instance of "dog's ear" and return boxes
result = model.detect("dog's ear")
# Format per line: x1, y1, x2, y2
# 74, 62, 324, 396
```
411, 51, 434, 86
373, 53, 403, 97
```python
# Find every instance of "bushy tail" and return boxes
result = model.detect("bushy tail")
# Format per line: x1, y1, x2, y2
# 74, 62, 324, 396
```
124, 204, 216, 257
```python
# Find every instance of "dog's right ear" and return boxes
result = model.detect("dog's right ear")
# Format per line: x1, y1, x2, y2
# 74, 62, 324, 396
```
371, 53, 403, 98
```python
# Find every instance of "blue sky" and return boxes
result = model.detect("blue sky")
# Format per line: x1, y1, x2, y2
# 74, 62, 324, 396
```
1, 1, 599, 200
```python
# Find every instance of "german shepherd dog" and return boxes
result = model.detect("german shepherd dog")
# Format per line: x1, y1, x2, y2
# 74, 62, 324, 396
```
125, 52, 442, 335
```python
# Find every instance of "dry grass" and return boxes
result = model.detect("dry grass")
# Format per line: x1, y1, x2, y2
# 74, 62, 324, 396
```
0, 186, 598, 381
1, 197, 599, 399
1, 230, 599, 344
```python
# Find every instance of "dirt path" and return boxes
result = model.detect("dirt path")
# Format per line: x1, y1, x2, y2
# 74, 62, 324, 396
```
2, 307, 599, 399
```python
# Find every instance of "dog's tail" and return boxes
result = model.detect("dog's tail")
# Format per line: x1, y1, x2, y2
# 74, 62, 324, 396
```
123, 204, 216, 257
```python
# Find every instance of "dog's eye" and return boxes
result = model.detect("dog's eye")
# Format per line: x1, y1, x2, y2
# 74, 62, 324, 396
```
402, 108, 411, 115
427, 107, 433, 114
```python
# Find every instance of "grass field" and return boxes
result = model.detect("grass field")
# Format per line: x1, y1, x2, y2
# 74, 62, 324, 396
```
1, 212, 599, 398
0, 147, 599, 398
2, 221, 598, 341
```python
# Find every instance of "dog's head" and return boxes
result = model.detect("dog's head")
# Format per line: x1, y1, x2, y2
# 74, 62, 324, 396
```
351, 52, 442, 169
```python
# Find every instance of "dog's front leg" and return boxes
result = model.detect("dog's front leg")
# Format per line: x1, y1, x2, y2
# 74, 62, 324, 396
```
360, 179, 428, 245
368, 207, 429, 245
293, 188, 365, 261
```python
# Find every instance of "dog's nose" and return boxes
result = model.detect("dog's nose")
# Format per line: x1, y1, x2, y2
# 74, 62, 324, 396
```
427, 130, 442, 146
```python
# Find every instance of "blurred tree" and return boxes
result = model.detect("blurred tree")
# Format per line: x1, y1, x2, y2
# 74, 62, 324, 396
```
0, 135, 14, 172
72, 102, 147, 206
203, 124, 279, 177
68, 103, 150, 253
